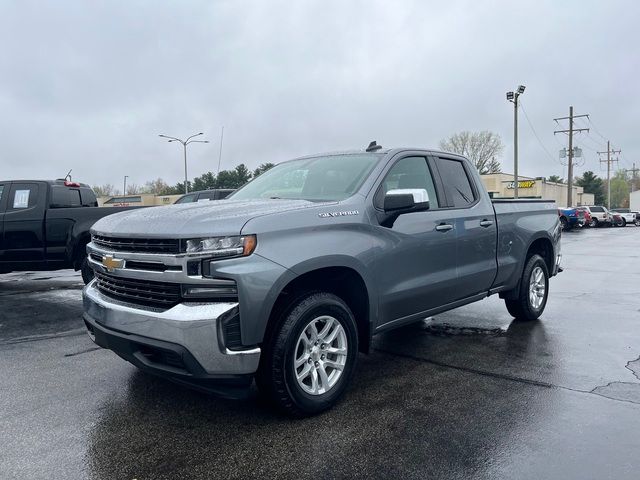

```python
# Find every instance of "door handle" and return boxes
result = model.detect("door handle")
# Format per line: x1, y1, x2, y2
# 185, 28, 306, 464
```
480, 219, 494, 228
435, 223, 453, 232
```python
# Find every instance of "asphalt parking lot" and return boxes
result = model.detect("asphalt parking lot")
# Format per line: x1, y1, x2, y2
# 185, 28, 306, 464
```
1, 227, 639, 479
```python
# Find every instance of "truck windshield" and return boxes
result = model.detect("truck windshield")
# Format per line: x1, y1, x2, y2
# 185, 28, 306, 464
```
229, 154, 382, 202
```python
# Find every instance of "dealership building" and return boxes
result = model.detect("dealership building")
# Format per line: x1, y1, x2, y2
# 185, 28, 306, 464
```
97, 194, 181, 207
480, 173, 594, 208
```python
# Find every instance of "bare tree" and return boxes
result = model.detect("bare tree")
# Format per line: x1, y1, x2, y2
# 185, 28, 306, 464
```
92, 184, 116, 197
439, 131, 503, 174
141, 178, 173, 195
126, 183, 141, 195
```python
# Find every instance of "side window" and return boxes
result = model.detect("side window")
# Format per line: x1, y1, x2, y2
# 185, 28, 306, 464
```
9, 184, 39, 210
376, 156, 439, 208
175, 194, 196, 204
50, 186, 82, 207
80, 188, 98, 207
436, 158, 476, 208
198, 192, 216, 201
0, 184, 4, 202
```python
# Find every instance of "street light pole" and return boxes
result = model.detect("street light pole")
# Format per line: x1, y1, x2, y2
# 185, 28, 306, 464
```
158, 132, 210, 194
506, 85, 526, 199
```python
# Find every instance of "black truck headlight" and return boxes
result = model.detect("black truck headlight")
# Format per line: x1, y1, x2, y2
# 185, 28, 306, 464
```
183, 235, 257, 258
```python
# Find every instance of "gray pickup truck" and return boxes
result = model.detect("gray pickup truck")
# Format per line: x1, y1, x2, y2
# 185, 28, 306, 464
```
83, 146, 561, 415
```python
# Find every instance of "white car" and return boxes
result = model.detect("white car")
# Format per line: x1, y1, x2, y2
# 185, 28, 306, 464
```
582, 206, 612, 227
610, 208, 637, 227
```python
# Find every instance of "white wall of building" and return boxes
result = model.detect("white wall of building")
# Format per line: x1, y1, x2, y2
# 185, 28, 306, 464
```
630, 190, 640, 211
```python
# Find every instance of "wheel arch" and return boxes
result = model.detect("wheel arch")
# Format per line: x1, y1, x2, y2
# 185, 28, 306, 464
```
263, 262, 374, 354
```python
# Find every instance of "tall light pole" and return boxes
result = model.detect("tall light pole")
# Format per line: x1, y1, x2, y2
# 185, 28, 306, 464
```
506, 85, 525, 199
158, 132, 209, 193
123, 175, 129, 196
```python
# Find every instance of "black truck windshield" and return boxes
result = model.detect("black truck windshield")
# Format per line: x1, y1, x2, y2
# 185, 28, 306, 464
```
229, 154, 382, 202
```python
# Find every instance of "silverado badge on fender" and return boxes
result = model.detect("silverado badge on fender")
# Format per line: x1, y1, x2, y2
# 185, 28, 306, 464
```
102, 254, 124, 272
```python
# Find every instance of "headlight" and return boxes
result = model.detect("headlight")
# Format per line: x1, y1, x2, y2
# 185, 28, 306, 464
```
183, 235, 257, 258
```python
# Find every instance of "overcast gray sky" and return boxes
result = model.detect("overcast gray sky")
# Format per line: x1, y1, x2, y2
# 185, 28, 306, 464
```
1, 0, 638, 189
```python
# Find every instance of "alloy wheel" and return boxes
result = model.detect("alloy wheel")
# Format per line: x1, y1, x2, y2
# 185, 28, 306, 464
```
529, 266, 546, 309
294, 315, 348, 395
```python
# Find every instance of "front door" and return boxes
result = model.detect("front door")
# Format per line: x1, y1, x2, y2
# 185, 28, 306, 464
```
371, 155, 459, 328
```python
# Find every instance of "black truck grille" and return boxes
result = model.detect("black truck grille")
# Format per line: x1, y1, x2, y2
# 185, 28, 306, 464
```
94, 272, 181, 309
92, 235, 180, 254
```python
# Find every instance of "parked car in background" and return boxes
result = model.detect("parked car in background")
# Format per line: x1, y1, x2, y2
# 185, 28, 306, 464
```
575, 206, 592, 227
558, 207, 585, 230
174, 189, 235, 204
0, 179, 138, 283
632, 212, 640, 226
583, 206, 611, 227
609, 211, 624, 227
609, 208, 636, 227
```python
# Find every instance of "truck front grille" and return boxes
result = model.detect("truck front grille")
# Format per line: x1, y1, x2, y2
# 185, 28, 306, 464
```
92, 235, 180, 254
94, 271, 181, 309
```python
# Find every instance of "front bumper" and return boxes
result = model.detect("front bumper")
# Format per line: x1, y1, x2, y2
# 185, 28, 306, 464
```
83, 282, 261, 378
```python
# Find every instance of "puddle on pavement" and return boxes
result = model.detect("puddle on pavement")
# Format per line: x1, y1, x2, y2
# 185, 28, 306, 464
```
419, 317, 507, 337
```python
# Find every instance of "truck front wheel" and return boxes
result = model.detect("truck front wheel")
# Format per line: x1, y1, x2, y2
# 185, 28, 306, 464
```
257, 292, 358, 416
505, 254, 549, 321
80, 256, 94, 284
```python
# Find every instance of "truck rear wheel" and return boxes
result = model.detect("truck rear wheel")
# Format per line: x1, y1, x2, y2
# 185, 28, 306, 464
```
257, 292, 358, 416
505, 254, 549, 321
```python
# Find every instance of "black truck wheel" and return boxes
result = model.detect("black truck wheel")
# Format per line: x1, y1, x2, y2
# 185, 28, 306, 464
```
505, 254, 549, 321
257, 292, 358, 416
80, 256, 94, 284
560, 217, 569, 231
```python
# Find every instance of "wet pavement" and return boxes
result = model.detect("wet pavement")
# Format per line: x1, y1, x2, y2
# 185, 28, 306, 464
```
1, 226, 640, 479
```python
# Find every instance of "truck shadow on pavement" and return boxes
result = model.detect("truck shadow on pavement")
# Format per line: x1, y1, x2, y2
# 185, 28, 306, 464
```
87, 319, 554, 480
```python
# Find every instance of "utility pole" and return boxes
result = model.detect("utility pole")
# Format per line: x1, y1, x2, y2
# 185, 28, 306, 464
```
554, 106, 589, 207
624, 163, 639, 192
598, 141, 621, 208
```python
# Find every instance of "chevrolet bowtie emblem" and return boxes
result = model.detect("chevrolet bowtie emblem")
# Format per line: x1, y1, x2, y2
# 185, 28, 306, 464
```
102, 254, 124, 272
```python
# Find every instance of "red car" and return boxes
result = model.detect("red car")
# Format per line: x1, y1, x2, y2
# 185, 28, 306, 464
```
611, 211, 624, 227
575, 207, 592, 227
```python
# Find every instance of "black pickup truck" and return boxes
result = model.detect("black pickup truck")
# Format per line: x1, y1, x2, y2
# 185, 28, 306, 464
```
0, 180, 136, 283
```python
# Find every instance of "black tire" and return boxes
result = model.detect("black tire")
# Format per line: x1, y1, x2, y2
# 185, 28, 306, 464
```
80, 256, 94, 284
621, 218, 627, 227
590, 218, 598, 228
504, 254, 549, 322
256, 292, 358, 416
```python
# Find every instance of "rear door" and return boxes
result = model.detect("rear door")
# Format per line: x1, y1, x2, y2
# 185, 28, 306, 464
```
3, 182, 46, 264
432, 155, 497, 298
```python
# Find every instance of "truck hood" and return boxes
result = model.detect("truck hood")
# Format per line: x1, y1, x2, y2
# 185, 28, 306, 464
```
91, 199, 333, 238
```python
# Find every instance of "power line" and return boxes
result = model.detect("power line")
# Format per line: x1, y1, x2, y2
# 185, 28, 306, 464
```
587, 116, 609, 143
518, 101, 557, 163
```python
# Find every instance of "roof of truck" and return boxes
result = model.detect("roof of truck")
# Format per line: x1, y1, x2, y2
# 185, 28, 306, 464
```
0, 179, 92, 188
